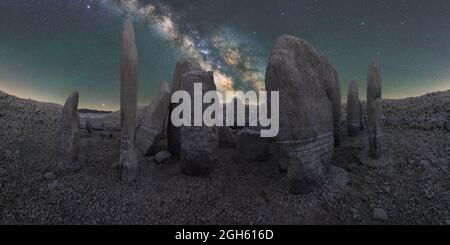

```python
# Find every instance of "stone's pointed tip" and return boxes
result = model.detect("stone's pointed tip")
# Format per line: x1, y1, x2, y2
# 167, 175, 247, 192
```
160, 81, 170, 92
71, 91, 80, 104
123, 18, 134, 29
369, 62, 380, 72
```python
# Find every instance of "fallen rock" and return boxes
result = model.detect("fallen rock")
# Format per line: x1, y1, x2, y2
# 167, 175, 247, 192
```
135, 82, 171, 156
373, 208, 388, 221
154, 151, 171, 165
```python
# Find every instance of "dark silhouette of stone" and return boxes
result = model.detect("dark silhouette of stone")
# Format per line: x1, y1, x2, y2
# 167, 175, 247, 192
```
330, 69, 342, 146
367, 62, 383, 159
119, 19, 139, 182
154, 151, 171, 165
347, 80, 362, 136
85, 119, 92, 135
180, 70, 218, 177
135, 82, 171, 156
265, 35, 336, 194
218, 126, 236, 149
235, 128, 270, 163
57, 91, 80, 163
168, 58, 202, 158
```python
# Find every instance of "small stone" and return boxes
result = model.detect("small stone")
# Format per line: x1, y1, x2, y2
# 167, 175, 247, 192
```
44, 172, 55, 180
373, 208, 388, 221
154, 151, 171, 165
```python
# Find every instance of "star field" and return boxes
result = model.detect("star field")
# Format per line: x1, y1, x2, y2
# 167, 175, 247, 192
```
0, 0, 449, 110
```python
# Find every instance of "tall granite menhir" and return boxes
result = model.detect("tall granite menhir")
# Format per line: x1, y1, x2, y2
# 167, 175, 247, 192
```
347, 80, 362, 136
265, 35, 337, 194
119, 19, 139, 182
168, 59, 202, 158
367, 63, 383, 159
57, 91, 80, 163
180, 70, 219, 177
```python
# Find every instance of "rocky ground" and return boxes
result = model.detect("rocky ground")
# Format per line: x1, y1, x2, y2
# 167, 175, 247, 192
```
0, 90, 449, 225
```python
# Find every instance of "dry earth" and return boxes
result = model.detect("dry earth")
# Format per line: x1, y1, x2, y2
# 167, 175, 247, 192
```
0, 90, 449, 224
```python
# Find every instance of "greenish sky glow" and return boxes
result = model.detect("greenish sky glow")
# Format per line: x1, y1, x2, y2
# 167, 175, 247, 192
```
0, 0, 449, 110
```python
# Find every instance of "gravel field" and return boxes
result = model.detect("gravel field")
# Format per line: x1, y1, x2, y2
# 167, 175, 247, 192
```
0, 90, 449, 224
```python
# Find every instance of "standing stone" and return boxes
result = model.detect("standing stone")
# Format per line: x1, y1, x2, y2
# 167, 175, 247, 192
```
135, 82, 171, 156
56, 91, 80, 163
347, 80, 361, 136
85, 119, 93, 135
330, 69, 342, 146
265, 35, 335, 194
367, 62, 383, 159
119, 19, 139, 182
180, 70, 218, 177
168, 59, 202, 158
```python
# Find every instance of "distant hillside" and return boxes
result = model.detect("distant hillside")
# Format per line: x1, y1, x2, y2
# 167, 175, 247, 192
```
383, 90, 450, 131
1, 89, 449, 132
78, 108, 112, 114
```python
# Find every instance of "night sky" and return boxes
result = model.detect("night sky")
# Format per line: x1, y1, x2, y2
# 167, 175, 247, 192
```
0, 0, 449, 110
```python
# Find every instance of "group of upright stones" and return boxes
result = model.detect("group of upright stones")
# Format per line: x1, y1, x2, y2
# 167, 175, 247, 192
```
56, 19, 383, 195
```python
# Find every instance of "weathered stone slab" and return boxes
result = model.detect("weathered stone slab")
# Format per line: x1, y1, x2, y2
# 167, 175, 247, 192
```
168, 59, 202, 158
265, 35, 336, 194
56, 91, 80, 163
135, 82, 171, 156
180, 70, 218, 177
